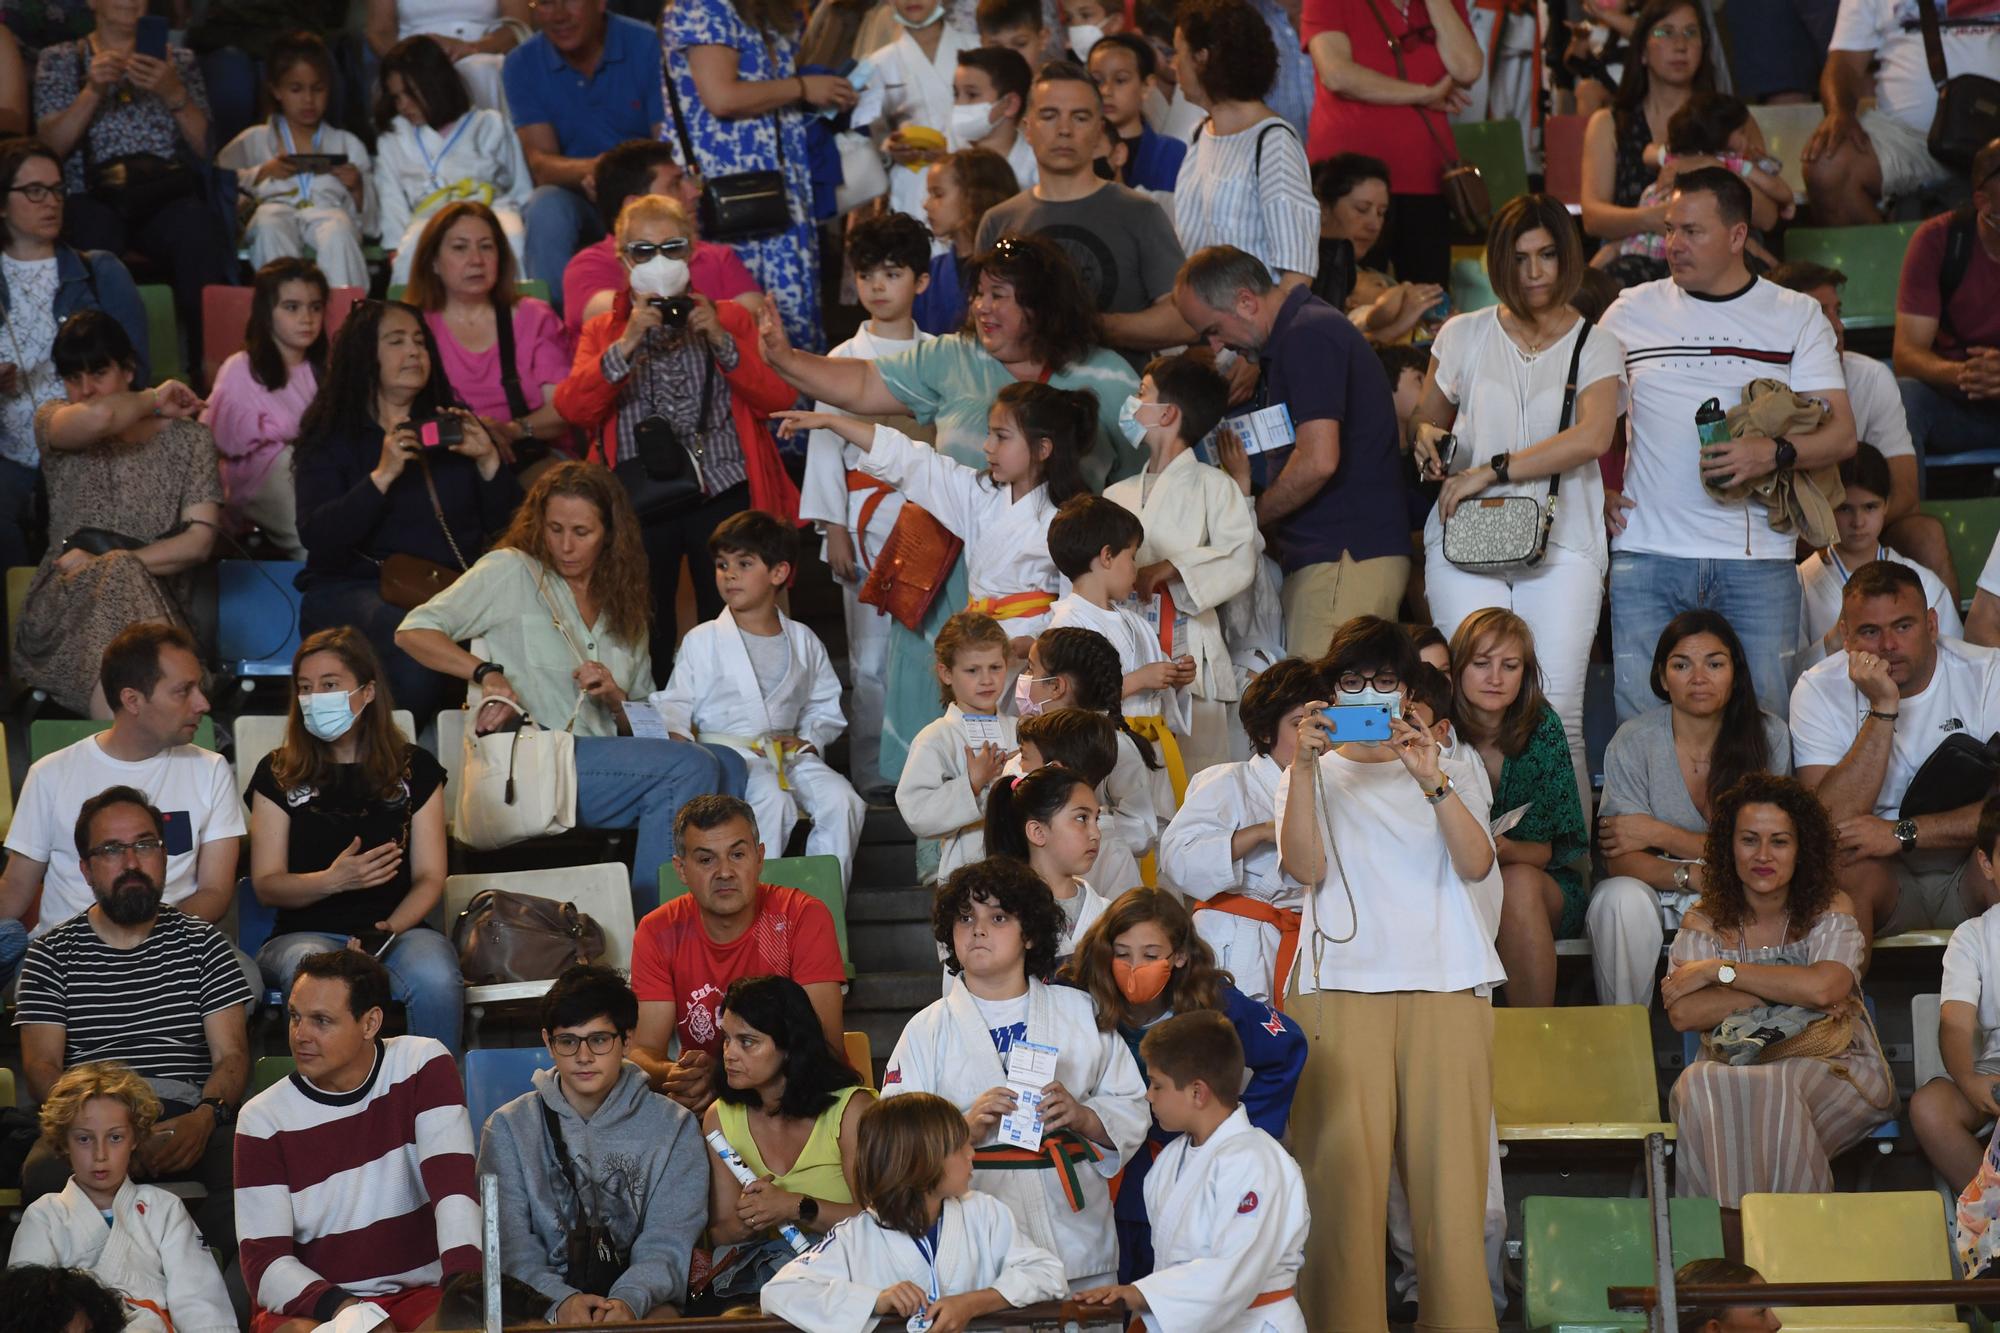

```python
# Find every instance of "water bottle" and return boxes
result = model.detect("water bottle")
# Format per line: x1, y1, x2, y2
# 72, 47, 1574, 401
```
1695, 397, 1730, 491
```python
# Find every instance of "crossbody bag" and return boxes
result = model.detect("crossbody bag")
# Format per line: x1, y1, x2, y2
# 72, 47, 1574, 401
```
1917, 0, 2000, 169
664, 38, 793, 242
377, 448, 471, 610
1357, 0, 1491, 232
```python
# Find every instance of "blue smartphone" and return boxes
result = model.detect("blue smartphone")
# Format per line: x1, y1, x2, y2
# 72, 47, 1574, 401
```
135, 15, 168, 60
1322, 704, 1393, 743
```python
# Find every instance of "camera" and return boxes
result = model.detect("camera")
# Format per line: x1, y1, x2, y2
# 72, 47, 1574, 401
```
648, 294, 694, 329
417, 415, 464, 449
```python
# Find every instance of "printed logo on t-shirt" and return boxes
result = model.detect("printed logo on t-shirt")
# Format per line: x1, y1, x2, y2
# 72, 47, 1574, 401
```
686, 981, 724, 1047
988, 1020, 1028, 1057
158, 810, 193, 857
1238, 1191, 1259, 1214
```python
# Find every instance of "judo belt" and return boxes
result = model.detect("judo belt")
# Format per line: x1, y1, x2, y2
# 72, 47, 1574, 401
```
846, 471, 897, 565
1126, 715, 1188, 809
126, 1299, 176, 1333
1251, 1287, 1298, 1307
700, 732, 792, 791
973, 1130, 1102, 1211
1156, 586, 1176, 656
1194, 894, 1302, 1012
966, 590, 1056, 620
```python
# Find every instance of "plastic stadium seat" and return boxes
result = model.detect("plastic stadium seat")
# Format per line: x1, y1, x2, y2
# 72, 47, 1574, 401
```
0, 722, 12, 841
1748, 102, 1821, 203
137, 283, 183, 385
236, 875, 277, 959
30, 716, 217, 762
443, 864, 636, 1042
235, 709, 416, 802
252, 1055, 296, 1095
201, 284, 363, 388
1679, 995, 1896, 1149
1781, 224, 1920, 330
1544, 113, 1586, 207
5, 565, 29, 637
1521, 1195, 1725, 1333
465, 1046, 556, 1130
660, 853, 853, 979
1742, 1191, 1967, 1331
845, 1030, 873, 1090
0, 1069, 20, 1208
218, 560, 305, 678
1494, 1006, 1674, 1148
1917, 499, 2000, 597
1452, 119, 1530, 215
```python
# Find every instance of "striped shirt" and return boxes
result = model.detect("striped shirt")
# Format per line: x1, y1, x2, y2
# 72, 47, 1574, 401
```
1172, 116, 1321, 281
599, 326, 748, 498
14, 907, 252, 1088
234, 1036, 481, 1322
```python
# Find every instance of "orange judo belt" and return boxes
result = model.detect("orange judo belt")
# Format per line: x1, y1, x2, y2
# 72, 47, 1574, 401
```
972, 1129, 1102, 1211
1194, 894, 1301, 1011
967, 590, 1057, 620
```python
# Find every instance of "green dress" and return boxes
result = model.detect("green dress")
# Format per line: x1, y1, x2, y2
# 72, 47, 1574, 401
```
1494, 705, 1590, 938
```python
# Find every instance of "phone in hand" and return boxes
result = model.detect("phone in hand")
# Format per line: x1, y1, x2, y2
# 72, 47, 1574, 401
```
1321, 703, 1394, 744
418, 415, 464, 449
353, 928, 397, 958
135, 15, 169, 60
283, 153, 348, 172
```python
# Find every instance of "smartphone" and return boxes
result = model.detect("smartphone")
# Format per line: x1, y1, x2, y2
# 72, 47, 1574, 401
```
135, 15, 169, 60
1322, 703, 1394, 743
417, 416, 463, 449
283, 153, 348, 172
353, 928, 395, 957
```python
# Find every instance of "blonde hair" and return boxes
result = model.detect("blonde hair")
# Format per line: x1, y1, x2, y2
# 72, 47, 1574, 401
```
39, 1062, 160, 1153
614, 194, 694, 243
933, 611, 1009, 706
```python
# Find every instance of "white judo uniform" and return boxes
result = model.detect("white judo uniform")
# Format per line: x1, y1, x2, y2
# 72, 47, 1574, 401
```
882, 979, 1149, 1287
866, 21, 975, 225
897, 702, 1019, 885
1159, 754, 1299, 1003
1046, 593, 1190, 731
373, 109, 531, 283
799, 324, 932, 792
217, 119, 373, 289
9, 1178, 237, 1333
1133, 1105, 1309, 1333
1002, 734, 1154, 899
652, 608, 867, 886
760, 1191, 1068, 1333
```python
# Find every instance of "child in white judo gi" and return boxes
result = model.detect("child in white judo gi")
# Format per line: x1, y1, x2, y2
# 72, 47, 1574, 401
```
761, 1092, 1067, 1332
985, 765, 1110, 968
654, 510, 868, 887
899, 611, 1018, 886
1075, 1011, 1308, 1333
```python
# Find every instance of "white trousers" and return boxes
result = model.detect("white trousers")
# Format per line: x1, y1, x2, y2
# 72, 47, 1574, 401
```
1387, 1116, 1508, 1315
738, 749, 868, 887
1425, 542, 1604, 817
1583, 875, 1697, 1006
246, 202, 369, 290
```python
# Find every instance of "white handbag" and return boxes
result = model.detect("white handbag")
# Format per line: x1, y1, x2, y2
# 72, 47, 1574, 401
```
455, 695, 581, 850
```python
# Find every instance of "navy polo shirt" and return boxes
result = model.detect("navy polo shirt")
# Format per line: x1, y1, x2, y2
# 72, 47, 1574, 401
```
502, 14, 665, 158
1251, 285, 1409, 572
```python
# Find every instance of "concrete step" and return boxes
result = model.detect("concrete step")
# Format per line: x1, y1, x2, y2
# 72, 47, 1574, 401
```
863, 803, 913, 844
847, 967, 943, 1013
854, 838, 915, 888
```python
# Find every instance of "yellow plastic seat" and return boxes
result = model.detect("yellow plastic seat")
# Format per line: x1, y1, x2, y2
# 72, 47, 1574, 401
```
0, 1067, 19, 1209
1742, 1191, 1967, 1332
4, 565, 29, 637
844, 1030, 873, 1090
1494, 1006, 1675, 1148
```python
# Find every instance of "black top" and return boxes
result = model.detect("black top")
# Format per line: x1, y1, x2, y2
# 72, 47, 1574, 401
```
294, 423, 522, 586
248, 744, 447, 938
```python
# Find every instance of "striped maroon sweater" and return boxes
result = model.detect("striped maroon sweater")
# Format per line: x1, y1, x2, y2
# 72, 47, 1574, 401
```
233, 1036, 481, 1323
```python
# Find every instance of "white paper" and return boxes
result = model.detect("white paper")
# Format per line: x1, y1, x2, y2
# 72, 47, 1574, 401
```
1222, 403, 1296, 455
847, 60, 886, 128
961, 713, 1007, 749
623, 700, 671, 741
997, 1039, 1060, 1150
1133, 592, 1189, 662
1490, 803, 1531, 838
314, 1303, 391, 1333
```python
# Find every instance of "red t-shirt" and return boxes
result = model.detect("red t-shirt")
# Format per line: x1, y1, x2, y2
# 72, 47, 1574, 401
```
630, 884, 846, 1055
1300, 0, 1468, 193
560, 235, 762, 340
1895, 210, 2000, 360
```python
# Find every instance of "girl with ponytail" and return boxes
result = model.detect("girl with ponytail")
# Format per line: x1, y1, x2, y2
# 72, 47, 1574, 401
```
983, 765, 1111, 971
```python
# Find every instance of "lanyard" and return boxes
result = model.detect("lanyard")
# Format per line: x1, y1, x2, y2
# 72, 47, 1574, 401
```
416, 115, 473, 189
1828, 544, 1886, 585
276, 117, 320, 205
906, 1219, 943, 1332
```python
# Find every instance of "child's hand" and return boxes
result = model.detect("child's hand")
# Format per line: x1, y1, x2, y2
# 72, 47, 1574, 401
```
1216, 424, 1253, 494
1134, 559, 1179, 598
772, 733, 817, 756
1037, 1080, 1104, 1142
332, 163, 363, 200
769, 408, 847, 440
1008, 634, 1037, 664
1128, 661, 1184, 693
965, 1086, 1017, 1139
875, 1282, 928, 1317
965, 741, 1007, 795
825, 522, 859, 582
1168, 655, 1196, 688
924, 1293, 995, 1333
255, 157, 299, 183
1075, 1283, 1145, 1310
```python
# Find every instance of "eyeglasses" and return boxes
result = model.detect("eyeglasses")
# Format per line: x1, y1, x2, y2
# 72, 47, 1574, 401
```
1335, 670, 1401, 695
549, 1031, 622, 1056
623, 238, 691, 263
8, 183, 59, 203
85, 837, 166, 862
1647, 23, 1702, 41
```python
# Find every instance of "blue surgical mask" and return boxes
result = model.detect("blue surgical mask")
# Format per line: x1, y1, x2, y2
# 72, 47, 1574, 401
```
302, 687, 363, 742
1339, 684, 1403, 720
1117, 394, 1153, 446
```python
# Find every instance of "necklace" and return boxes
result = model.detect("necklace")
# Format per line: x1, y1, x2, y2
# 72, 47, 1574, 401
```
1504, 308, 1569, 356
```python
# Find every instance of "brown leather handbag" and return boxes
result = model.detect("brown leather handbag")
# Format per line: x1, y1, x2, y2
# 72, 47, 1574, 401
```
859, 502, 964, 632
377, 449, 471, 610
450, 889, 606, 985
1358, 0, 1492, 234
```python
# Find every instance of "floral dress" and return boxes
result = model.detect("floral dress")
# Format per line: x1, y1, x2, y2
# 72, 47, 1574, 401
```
1493, 704, 1590, 937
660, 0, 822, 351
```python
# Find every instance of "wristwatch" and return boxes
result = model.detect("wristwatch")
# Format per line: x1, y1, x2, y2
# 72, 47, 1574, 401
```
1490, 451, 1512, 484
1673, 862, 1693, 892
471, 661, 505, 686
1717, 964, 1737, 986
1772, 436, 1798, 471
1423, 777, 1454, 806
797, 1195, 819, 1225
1895, 818, 1919, 854
199, 1096, 235, 1128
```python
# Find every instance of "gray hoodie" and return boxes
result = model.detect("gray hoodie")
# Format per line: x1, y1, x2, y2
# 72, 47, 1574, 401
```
477, 1060, 706, 1320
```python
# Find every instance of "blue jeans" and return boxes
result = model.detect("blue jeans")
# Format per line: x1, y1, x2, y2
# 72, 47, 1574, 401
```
1897, 375, 2000, 471
259, 926, 465, 1057
1608, 552, 1802, 724
574, 736, 748, 920
522, 185, 604, 314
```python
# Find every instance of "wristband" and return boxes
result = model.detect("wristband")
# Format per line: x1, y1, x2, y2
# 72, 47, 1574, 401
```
796, 75, 807, 102
1867, 708, 1898, 723
1423, 777, 1453, 806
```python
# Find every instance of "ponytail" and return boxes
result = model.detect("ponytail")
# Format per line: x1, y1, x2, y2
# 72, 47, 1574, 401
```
984, 774, 1030, 860
983, 766, 1092, 862
994, 381, 1096, 504
1035, 626, 1161, 771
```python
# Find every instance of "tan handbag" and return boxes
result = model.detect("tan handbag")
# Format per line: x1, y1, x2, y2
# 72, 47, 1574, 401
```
451, 888, 606, 985
455, 696, 580, 850
377, 452, 470, 611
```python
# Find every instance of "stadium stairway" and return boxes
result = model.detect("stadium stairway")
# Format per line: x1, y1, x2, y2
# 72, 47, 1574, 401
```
844, 804, 941, 1085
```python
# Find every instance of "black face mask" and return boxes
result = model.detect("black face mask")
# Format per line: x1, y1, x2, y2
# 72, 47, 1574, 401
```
1092, 156, 1117, 181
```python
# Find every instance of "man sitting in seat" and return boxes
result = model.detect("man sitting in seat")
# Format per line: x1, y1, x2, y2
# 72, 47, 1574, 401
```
629, 794, 847, 1115
1891, 141, 2000, 462
1793, 561, 2000, 941
1913, 793, 2000, 1192
234, 949, 479, 1333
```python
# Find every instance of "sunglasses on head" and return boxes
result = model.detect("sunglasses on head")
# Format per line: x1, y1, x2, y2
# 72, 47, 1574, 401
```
624, 238, 692, 263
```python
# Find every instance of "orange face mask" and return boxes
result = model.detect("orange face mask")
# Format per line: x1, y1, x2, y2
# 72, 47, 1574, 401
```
1112, 956, 1174, 1004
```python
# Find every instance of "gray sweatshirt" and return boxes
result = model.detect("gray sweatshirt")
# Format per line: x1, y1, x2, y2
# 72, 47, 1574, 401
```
477, 1061, 707, 1320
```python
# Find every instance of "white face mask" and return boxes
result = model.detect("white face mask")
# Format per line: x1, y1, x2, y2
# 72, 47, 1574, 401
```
894, 1, 944, 26
951, 100, 998, 143
1068, 22, 1104, 53
629, 253, 690, 300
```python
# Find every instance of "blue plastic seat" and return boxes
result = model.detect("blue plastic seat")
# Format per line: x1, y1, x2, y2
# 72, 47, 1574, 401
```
464, 1046, 556, 1131
234, 877, 286, 1010
218, 560, 304, 678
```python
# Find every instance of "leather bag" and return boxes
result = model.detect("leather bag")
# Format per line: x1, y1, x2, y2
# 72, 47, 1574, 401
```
451, 888, 605, 984
1901, 730, 2000, 820
376, 450, 470, 610
1360, 0, 1491, 233
664, 46, 793, 242
1918, 0, 2000, 169
859, 502, 963, 631
455, 696, 580, 849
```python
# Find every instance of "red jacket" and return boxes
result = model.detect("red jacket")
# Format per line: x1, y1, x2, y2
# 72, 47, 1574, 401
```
555, 293, 800, 523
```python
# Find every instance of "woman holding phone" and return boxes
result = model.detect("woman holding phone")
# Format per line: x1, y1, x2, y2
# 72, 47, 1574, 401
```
246, 626, 463, 1055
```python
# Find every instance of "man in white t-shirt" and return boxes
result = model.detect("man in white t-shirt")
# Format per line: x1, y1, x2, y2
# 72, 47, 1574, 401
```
0, 624, 242, 938
1601, 167, 1857, 724
1969, 530, 2000, 647
1912, 796, 2000, 1193
1804, 0, 2000, 224
1792, 562, 2000, 940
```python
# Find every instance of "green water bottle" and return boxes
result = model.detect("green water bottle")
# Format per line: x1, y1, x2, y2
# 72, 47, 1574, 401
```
1696, 396, 1730, 491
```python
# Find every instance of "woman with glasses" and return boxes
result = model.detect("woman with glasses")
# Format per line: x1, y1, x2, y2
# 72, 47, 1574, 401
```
245, 625, 462, 1056
555, 193, 798, 674
0, 136, 147, 572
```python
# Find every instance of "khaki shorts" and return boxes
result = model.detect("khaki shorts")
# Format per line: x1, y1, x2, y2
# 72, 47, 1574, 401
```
1863, 108, 1953, 199
1883, 849, 1977, 935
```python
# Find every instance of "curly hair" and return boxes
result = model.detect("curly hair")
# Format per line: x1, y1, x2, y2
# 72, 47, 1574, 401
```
1695, 774, 1839, 939
961, 233, 1102, 374
1175, 0, 1279, 104
494, 461, 653, 648
1034, 626, 1161, 769
39, 1061, 160, 1154
936, 148, 1020, 251
0, 1266, 128, 1333
1065, 887, 1232, 1031
933, 856, 1066, 980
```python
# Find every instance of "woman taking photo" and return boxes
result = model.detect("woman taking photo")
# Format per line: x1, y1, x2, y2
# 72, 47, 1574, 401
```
293, 298, 522, 725
396, 460, 746, 919
701, 974, 872, 1300
0, 135, 146, 571
1586, 610, 1790, 1007
1665, 774, 1894, 1234
555, 193, 798, 674
1448, 608, 1588, 1009
1411, 192, 1623, 809
9, 310, 214, 716
246, 626, 461, 1055
405, 201, 573, 467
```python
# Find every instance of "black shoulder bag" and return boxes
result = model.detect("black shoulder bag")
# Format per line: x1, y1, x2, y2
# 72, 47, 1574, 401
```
541, 1102, 629, 1296
1918, 0, 2000, 169
664, 41, 793, 242
490, 296, 553, 470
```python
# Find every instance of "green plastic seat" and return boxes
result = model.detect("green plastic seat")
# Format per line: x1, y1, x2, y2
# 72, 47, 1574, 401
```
659, 853, 853, 979
1917, 497, 2000, 600
252, 1055, 296, 1095
1452, 256, 1498, 315
1452, 119, 1530, 220
1522, 1195, 1726, 1333
1781, 224, 1921, 330
385, 278, 549, 304
136, 283, 184, 386
30, 716, 218, 763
